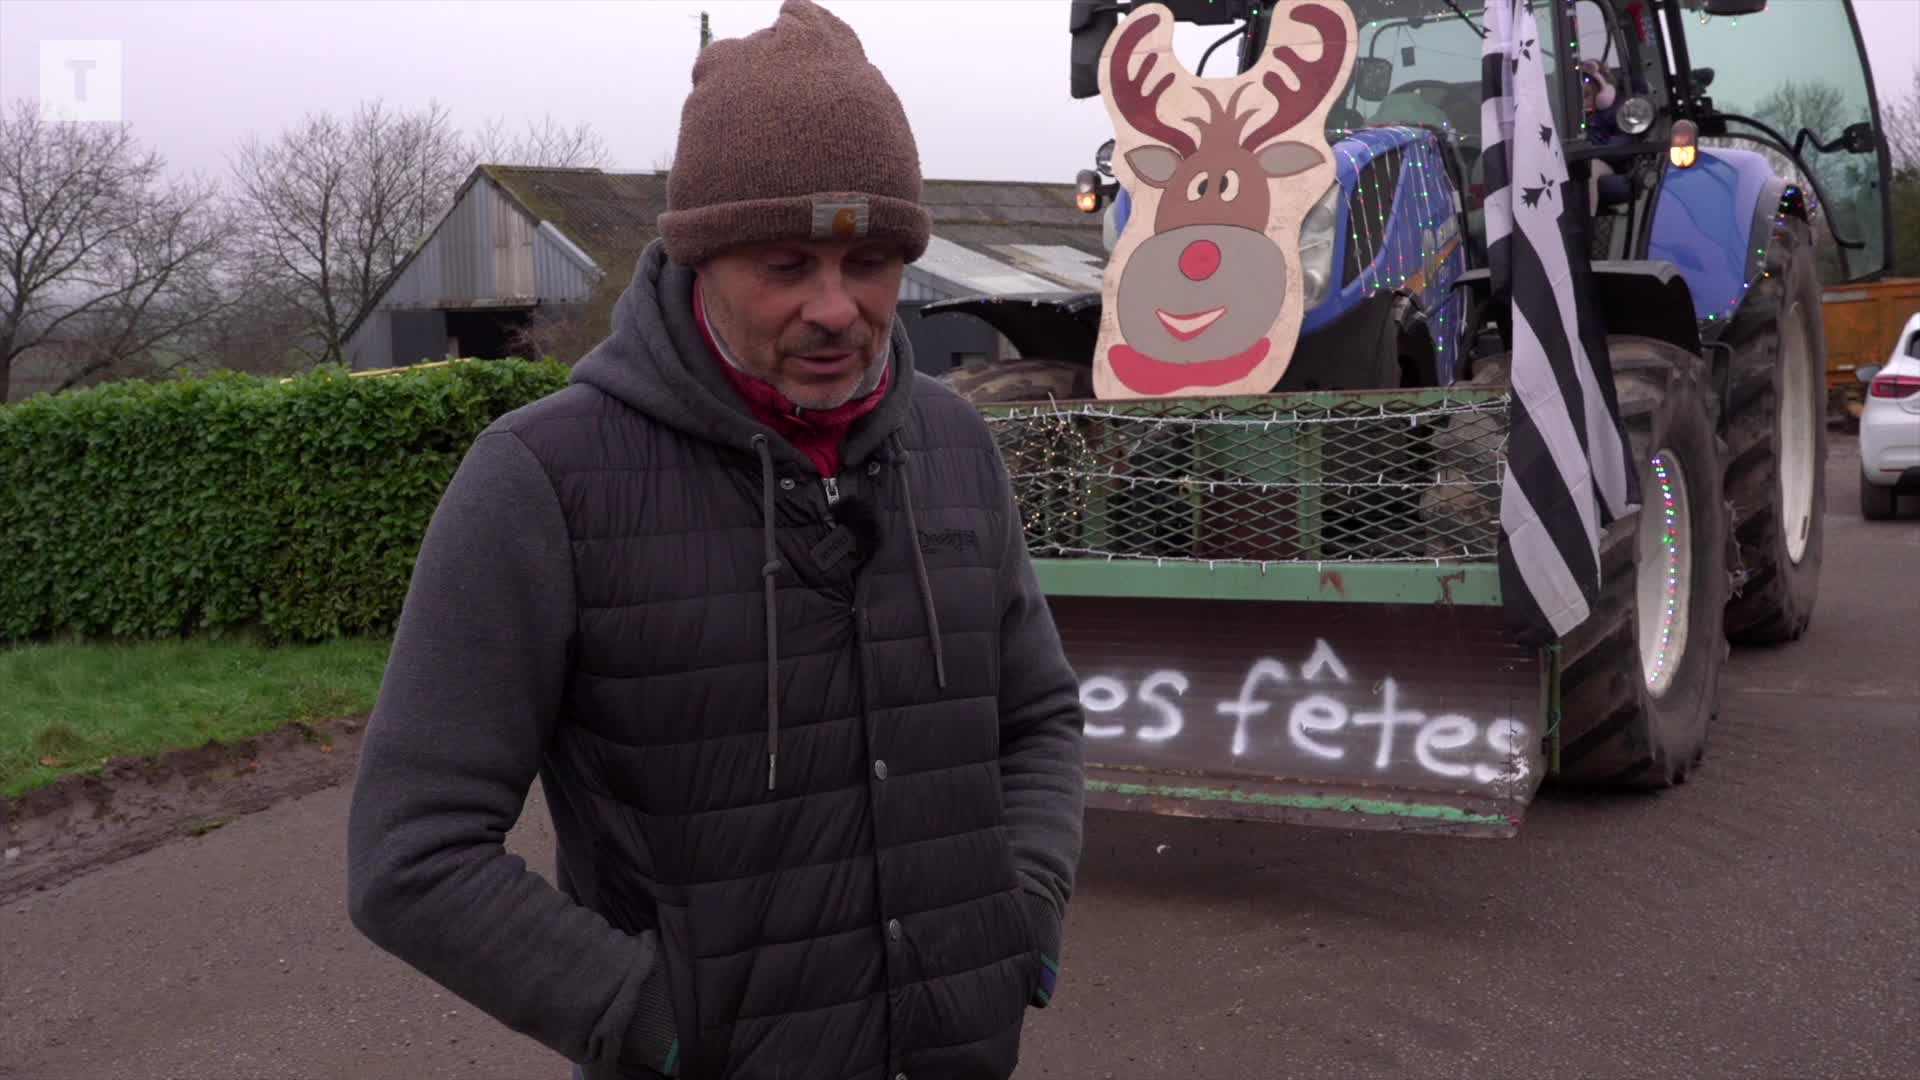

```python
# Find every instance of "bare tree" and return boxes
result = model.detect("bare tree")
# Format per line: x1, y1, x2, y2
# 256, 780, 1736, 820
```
228, 98, 469, 366
1882, 63, 1920, 277
1881, 63, 1920, 174
0, 98, 236, 402
468, 114, 613, 169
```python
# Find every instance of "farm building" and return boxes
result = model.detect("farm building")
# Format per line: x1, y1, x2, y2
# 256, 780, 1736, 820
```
344, 164, 1108, 376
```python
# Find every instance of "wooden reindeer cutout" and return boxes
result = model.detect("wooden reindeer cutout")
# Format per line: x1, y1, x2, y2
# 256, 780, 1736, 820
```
1094, 1, 1358, 399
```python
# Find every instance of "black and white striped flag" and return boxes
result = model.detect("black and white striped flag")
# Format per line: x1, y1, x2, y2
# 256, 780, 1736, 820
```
1480, 0, 1641, 646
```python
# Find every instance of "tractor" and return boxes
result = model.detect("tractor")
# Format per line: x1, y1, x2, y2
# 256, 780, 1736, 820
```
926, 0, 1895, 835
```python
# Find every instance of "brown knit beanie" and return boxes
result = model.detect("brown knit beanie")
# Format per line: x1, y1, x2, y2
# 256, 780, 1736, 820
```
657, 0, 931, 267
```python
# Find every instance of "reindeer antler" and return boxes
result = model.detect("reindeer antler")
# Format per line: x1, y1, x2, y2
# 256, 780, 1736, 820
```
1190, 84, 1257, 145
1108, 12, 1198, 158
1241, 3, 1350, 151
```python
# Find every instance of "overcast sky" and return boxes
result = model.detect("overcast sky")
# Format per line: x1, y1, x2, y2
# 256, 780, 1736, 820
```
2, 0, 1915, 188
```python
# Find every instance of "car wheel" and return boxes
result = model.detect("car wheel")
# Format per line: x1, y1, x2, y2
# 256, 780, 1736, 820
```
1860, 471, 1897, 521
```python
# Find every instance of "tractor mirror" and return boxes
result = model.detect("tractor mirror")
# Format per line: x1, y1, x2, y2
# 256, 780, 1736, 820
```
1839, 121, 1878, 154
1355, 57, 1393, 102
1070, 1, 1122, 100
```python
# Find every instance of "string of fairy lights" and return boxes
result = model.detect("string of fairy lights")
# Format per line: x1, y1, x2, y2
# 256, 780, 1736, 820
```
980, 396, 1509, 430
1645, 453, 1683, 689
1321, 127, 1467, 381
1702, 187, 1807, 325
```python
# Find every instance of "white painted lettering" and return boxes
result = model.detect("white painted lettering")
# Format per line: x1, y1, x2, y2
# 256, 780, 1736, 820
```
1475, 718, 1532, 784
1301, 639, 1350, 682
1349, 677, 1426, 770
1070, 644, 1538, 788
1414, 714, 1478, 778
1287, 694, 1349, 760
1135, 670, 1188, 742
1079, 676, 1128, 738
1217, 659, 1290, 756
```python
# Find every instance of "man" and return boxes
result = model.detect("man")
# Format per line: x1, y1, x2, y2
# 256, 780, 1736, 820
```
343, 2, 1087, 1078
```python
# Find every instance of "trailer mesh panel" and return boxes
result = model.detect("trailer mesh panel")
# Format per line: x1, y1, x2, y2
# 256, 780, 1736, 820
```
979, 389, 1511, 565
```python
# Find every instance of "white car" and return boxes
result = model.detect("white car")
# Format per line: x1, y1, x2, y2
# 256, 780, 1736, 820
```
1858, 311, 1920, 520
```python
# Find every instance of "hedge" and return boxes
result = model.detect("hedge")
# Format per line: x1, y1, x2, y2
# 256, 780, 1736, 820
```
0, 359, 569, 646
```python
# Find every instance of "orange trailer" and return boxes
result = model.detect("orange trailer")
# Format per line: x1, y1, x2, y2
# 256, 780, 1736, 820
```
1821, 278, 1920, 424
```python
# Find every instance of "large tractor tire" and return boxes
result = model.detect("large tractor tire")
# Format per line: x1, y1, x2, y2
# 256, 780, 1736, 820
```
1719, 213, 1828, 645
1556, 338, 1731, 789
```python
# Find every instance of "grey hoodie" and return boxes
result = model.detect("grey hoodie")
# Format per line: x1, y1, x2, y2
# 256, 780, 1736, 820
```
345, 241, 1086, 1078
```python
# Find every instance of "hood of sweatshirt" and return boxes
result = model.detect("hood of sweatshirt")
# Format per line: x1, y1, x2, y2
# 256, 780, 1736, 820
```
564, 238, 946, 791
568, 238, 917, 477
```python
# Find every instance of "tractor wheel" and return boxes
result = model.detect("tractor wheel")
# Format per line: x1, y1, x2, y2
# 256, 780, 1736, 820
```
939, 358, 1092, 405
1556, 338, 1731, 789
1719, 213, 1828, 645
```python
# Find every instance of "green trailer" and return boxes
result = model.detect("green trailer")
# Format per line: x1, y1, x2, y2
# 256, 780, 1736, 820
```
978, 386, 1543, 837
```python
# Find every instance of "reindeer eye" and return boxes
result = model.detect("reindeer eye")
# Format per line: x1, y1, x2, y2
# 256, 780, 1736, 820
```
1186, 172, 1209, 201
1219, 169, 1240, 203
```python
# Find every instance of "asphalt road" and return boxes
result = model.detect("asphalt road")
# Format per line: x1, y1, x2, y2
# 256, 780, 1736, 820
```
2, 440, 1916, 1080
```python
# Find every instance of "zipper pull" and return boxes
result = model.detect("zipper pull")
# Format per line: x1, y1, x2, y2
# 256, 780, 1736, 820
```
822, 476, 840, 506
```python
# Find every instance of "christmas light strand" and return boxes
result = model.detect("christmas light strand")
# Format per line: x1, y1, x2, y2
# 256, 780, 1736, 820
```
982, 397, 1509, 431
1004, 469, 1502, 493
1705, 188, 1803, 326
1645, 454, 1682, 688
1023, 547, 1499, 569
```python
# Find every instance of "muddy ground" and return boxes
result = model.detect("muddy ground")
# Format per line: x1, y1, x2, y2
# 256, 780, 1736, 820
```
2, 439, 1916, 1079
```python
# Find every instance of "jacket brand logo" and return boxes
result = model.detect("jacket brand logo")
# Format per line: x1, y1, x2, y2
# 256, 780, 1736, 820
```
918, 527, 979, 554
813, 199, 870, 241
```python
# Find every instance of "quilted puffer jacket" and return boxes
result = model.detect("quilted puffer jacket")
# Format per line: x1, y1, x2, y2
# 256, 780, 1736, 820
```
346, 239, 1087, 1080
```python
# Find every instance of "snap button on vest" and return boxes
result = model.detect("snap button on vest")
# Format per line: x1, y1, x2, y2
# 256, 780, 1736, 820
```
873, 759, 888, 780
887, 918, 901, 942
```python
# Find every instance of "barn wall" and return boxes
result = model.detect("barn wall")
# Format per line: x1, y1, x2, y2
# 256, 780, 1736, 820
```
347, 309, 393, 372
390, 309, 449, 367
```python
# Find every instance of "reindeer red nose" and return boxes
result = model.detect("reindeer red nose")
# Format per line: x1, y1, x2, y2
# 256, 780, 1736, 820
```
1179, 240, 1222, 281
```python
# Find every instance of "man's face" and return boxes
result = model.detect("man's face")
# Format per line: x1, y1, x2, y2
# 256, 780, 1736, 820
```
699, 238, 906, 410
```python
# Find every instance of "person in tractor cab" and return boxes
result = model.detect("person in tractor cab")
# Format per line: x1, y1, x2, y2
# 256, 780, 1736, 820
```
343, 2, 1088, 1078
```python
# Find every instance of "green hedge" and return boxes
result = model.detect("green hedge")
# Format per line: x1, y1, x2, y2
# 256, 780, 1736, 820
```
0, 359, 569, 645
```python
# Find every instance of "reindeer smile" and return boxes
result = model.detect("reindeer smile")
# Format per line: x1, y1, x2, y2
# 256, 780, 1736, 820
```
1156, 306, 1228, 341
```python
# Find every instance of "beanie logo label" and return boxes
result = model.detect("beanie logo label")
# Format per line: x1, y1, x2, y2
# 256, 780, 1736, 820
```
812, 199, 870, 241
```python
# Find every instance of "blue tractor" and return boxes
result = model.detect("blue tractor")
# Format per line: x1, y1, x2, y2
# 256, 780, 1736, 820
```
930, 0, 1896, 833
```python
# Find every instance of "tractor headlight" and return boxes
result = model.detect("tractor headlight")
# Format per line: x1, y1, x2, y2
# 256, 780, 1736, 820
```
1299, 181, 1341, 309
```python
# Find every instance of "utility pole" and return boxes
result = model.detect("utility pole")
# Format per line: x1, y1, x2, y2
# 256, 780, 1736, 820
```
699, 11, 712, 49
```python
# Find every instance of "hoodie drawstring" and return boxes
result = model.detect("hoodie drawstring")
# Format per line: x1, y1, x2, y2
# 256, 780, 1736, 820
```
750, 431, 949, 794
890, 434, 949, 691
751, 434, 784, 791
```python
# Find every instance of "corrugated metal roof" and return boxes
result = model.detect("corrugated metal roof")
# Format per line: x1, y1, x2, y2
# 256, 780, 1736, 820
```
351, 168, 1111, 339
912, 236, 1063, 297
479, 165, 669, 279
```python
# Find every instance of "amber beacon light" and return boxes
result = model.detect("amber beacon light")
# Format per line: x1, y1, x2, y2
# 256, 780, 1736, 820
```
1670, 119, 1699, 169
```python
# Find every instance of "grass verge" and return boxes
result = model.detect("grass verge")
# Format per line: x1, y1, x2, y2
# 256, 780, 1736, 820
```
0, 634, 391, 799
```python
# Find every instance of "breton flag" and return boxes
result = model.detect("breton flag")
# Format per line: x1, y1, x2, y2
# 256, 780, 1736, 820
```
1479, 0, 1641, 646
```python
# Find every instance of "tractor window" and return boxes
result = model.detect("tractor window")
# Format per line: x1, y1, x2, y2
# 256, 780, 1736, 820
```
1677, 0, 1890, 281
1568, 0, 1660, 145
1332, 1, 1564, 150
